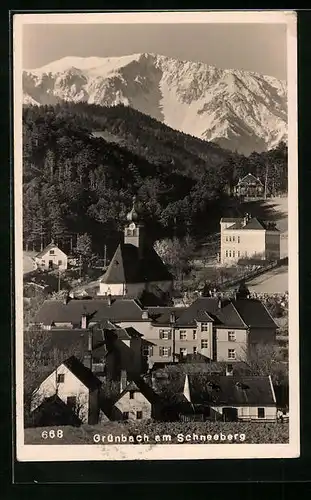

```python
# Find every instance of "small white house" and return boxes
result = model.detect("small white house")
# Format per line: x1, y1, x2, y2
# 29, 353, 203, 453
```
111, 382, 152, 421
31, 356, 101, 425
35, 242, 68, 271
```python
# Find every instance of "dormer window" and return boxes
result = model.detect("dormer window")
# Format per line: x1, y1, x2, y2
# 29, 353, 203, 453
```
201, 322, 209, 332
235, 382, 250, 390
49, 250, 55, 255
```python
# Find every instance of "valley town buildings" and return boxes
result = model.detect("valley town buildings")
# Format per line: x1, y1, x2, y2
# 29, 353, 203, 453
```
220, 214, 280, 265
28, 196, 282, 427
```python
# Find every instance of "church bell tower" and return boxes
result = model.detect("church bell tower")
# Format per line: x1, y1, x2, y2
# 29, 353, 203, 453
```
124, 196, 144, 253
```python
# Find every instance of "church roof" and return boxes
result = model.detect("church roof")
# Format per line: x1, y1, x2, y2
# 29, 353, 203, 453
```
100, 242, 173, 285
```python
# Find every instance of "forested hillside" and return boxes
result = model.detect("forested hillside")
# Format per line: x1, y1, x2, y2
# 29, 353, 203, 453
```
22, 103, 288, 256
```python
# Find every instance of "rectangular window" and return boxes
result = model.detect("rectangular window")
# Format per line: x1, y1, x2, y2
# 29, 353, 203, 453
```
229, 250, 232, 257
225, 250, 228, 257
129, 391, 135, 400
57, 374, 65, 383
225, 236, 229, 242
229, 236, 232, 242
232, 250, 235, 258
238, 236, 240, 243
228, 349, 236, 360
201, 323, 209, 332
159, 329, 171, 340
238, 251, 240, 257
232, 236, 235, 242
142, 346, 149, 356
66, 396, 77, 409
228, 331, 236, 341
122, 412, 129, 420
49, 250, 55, 255
201, 340, 208, 349
159, 346, 171, 357
136, 411, 143, 420
58, 260, 62, 265
179, 330, 187, 340
180, 347, 187, 357
258, 407, 265, 419
193, 330, 197, 340
193, 346, 198, 355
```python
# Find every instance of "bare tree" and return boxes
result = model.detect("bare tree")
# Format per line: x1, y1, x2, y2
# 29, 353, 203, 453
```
237, 342, 288, 386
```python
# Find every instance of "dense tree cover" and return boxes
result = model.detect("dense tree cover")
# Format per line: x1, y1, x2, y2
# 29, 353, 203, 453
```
23, 103, 288, 256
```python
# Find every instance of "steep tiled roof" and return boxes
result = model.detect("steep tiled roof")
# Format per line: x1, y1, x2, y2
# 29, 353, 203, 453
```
168, 297, 276, 330
63, 356, 102, 391
231, 299, 277, 329
101, 242, 173, 284
34, 298, 145, 325
227, 217, 279, 231
220, 217, 243, 223
174, 298, 222, 327
35, 242, 66, 259
148, 307, 187, 325
116, 377, 159, 405
125, 327, 143, 338
187, 375, 275, 406
228, 217, 265, 230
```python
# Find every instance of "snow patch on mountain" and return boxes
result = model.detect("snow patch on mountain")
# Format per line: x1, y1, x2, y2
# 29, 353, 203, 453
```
23, 53, 287, 154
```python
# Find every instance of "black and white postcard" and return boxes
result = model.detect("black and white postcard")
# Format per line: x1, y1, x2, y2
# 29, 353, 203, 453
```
13, 10, 299, 461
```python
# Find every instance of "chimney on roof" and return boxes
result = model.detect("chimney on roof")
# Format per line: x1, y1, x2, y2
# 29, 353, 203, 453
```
142, 310, 149, 320
81, 313, 87, 329
120, 369, 127, 393
170, 311, 176, 324
83, 330, 93, 371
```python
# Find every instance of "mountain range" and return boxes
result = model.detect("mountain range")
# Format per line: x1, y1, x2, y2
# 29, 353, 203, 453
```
23, 53, 287, 155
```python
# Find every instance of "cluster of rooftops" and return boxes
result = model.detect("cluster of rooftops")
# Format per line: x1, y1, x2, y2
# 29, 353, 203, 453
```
34, 295, 277, 331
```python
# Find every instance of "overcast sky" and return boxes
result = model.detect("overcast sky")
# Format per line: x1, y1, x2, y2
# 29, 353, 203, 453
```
23, 23, 287, 80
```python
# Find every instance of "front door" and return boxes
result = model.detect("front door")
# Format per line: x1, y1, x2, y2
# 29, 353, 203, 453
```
223, 407, 238, 422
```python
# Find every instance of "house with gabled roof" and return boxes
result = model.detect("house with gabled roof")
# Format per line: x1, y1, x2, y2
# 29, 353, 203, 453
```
220, 213, 280, 264
234, 173, 264, 200
160, 373, 277, 422
32, 293, 277, 372
97, 196, 173, 301
33, 296, 148, 330
110, 377, 158, 421
116, 296, 277, 369
35, 241, 68, 271
30, 356, 102, 425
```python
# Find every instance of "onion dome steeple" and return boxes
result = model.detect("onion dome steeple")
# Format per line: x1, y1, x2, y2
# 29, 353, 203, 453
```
126, 195, 140, 223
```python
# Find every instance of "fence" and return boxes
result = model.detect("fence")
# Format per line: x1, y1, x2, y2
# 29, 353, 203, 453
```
209, 258, 285, 292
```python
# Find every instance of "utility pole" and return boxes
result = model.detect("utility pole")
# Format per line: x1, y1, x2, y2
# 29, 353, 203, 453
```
104, 244, 107, 269
79, 254, 82, 279
264, 164, 269, 200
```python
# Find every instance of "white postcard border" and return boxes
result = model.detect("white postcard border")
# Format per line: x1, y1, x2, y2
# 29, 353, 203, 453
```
14, 10, 299, 462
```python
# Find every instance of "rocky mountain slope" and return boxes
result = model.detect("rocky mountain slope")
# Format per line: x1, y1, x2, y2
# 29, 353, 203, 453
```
23, 53, 287, 155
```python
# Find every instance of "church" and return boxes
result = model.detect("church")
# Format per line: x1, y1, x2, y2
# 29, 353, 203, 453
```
97, 197, 173, 303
